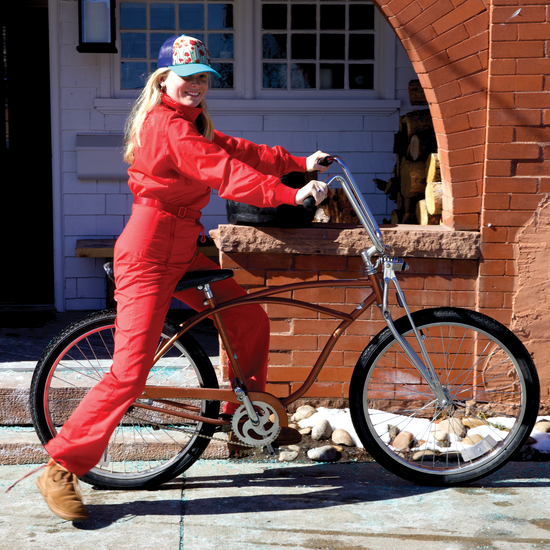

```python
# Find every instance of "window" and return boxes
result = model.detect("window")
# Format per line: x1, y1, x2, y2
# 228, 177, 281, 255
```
261, 1, 376, 91
117, 0, 386, 99
120, 0, 235, 89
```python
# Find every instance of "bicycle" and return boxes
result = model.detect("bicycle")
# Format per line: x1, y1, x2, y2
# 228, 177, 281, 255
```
29, 157, 540, 489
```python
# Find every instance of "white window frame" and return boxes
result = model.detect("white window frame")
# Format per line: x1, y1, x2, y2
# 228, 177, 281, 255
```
111, 0, 395, 103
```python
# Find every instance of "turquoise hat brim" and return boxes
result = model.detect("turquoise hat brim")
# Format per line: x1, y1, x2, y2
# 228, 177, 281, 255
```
169, 63, 221, 79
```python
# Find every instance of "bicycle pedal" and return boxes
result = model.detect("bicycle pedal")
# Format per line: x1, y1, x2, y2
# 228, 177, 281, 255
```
263, 444, 276, 457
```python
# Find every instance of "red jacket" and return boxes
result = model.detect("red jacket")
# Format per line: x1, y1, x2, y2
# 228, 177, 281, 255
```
128, 94, 307, 211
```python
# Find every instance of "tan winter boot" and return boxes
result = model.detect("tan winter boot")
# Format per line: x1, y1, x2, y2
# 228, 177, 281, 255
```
37, 460, 89, 522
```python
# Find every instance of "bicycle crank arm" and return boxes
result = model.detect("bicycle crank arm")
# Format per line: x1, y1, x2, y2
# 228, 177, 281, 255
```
380, 258, 449, 406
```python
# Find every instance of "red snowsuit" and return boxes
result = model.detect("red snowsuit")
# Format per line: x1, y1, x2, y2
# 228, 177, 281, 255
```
46, 94, 307, 476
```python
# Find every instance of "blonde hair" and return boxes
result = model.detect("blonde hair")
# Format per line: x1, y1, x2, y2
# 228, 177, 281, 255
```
123, 67, 215, 164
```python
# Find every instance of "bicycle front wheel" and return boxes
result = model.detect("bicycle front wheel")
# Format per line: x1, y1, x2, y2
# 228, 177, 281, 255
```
349, 307, 539, 486
30, 309, 220, 489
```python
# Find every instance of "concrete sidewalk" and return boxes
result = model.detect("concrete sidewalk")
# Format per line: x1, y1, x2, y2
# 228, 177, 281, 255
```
2, 459, 550, 549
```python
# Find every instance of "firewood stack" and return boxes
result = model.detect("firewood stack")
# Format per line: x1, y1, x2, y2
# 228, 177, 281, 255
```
375, 80, 442, 225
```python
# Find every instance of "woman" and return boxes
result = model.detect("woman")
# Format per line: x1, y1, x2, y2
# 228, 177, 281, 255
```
37, 35, 329, 522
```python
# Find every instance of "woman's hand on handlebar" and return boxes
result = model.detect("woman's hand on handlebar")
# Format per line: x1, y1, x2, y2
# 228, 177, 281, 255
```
306, 151, 332, 173
295, 180, 328, 206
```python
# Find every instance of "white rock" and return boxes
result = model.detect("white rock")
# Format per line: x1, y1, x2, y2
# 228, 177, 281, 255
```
278, 451, 298, 462
311, 419, 333, 441
299, 427, 312, 435
307, 445, 341, 462
535, 421, 550, 433
412, 450, 436, 461
292, 405, 317, 422
332, 428, 355, 447
463, 417, 486, 429
434, 430, 448, 442
392, 431, 414, 451
463, 434, 483, 445
438, 418, 466, 438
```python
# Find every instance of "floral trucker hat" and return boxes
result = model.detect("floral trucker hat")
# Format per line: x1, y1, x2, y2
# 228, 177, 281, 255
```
157, 35, 221, 78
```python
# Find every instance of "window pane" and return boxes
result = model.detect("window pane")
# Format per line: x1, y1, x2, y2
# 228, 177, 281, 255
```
150, 4, 175, 30
121, 32, 146, 58
263, 63, 287, 88
349, 4, 375, 30
263, 34, 287, 59
291, 63, 315, 88
262, 4, 287, 30
179, 4, 204, 30
121, 61, 148, 89
349, 63, 373, 89
320, 34, 344, 60
320, 63, 344, 89
150, 33, 173, 58
209, 33, 234, 58
121, 2, 146, 29
291, 34, 316, 59
211, 62, 233, 88
208, 4, 233, 30
291, 5, 316, 30
320, 5, 345, 30
349, 34, 374, 60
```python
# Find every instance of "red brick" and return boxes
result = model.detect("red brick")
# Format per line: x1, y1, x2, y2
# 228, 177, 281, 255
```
292, 350, 343, 367
517, 59, 550, 75
492, 41, 544, 59
510, 194, 545, 210
459, 72, 488, 95
477, 308, 512, 327
484, 194, 510, 210
480, 226, 508, 243
432, 0, 487, 35
291, 382, 343, 398
516, 160, 550, 177
490, 75, 544, 92
268, 351, 292, 366
516, 127, 550, 143
488, 92, 515, 110
421, 52, 453, 73
266, 270, 317, 286
489, 109, 542, 126
540, 178, 550, 193
483, 210, 535, 227
449, 32, 489, 64
478, 276, 516, 292
453, 196, 482, 214
478, 292, 505, 308
294, 255, 346, 271
266, 303, 317, 319
450, 292, 476, 308
432, 114, 471, 136
464, 11, 489, 37
450, 277, 476, 291
293, 319, 340, 335
293, 287, 346, 304
491, 23, 518, 41
484, 177, 538, 193
486, 126, 513, 143
271, 319, 292, 333
517, 92, 550, 109
268, 366, 310, 382
249, 253, 294, 269
452, 260, 478, 276
429, 56, 484, 88
318, 367, 353, 383
487, 143, 540, 160
490, 59, 517, 75
270, 334, 318, 351
405, 0, 455, 38
438, 129, 486, 151
265, 384, 290, 398
447, 180, 482, 199
417, 23, 469, 60
480, 260, 506, 276
438, 147, 475, 167
219, 252, 247, 269
233, 269, 266, 287
485, 159, 513, 177
406, 258, 452, 275
518, 23, 550, 40
480, 243, 516, 259
492, 6, 545, 24
437, 92, 487, 119
445, 213, 479, 230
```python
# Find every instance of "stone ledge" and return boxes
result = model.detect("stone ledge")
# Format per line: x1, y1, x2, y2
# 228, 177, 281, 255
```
210, 224, 481, 260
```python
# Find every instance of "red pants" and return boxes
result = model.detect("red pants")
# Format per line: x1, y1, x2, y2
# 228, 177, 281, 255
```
45, 204, 269, 476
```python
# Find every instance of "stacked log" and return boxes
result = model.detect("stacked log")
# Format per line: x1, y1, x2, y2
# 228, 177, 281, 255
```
377, 84, 442, 225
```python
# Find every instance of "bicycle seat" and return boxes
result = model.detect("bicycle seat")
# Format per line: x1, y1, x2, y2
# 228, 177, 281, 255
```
103, 263, 234, 292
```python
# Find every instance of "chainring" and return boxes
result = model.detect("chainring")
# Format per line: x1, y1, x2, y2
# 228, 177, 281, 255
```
231, 401, 280, 446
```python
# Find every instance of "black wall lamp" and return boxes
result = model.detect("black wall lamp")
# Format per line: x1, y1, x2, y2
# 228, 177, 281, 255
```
77, 0, 118, 53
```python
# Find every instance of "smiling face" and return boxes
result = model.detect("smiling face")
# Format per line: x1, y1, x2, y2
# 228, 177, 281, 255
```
162, 70, 209, 108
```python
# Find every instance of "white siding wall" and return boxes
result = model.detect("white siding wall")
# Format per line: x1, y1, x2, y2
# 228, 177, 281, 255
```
54, 0, 418, 311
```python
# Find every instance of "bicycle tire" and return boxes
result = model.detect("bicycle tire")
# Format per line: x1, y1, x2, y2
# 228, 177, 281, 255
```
30, 309, 220, 489
349, 307, 539, 486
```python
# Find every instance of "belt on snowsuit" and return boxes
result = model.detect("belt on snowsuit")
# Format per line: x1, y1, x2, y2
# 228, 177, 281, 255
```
134, 196, 202, 220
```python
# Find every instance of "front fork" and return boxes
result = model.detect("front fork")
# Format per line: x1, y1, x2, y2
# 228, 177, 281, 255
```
379, 257, 450, 407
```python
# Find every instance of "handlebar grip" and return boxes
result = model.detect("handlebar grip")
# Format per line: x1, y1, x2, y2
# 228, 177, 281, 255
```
303, 196, 316, 211
318, 156, 334, 167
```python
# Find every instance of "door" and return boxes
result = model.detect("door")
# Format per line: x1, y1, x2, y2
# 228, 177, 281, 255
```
1, 0, 54, 306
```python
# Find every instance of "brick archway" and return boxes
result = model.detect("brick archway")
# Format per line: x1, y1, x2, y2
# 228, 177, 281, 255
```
373, 0, 490, 231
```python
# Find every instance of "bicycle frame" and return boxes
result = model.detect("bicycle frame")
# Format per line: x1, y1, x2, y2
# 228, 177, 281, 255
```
137, 157, 449, 425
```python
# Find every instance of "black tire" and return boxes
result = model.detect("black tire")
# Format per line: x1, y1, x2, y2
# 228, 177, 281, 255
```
30, 309, 219, 489
349, 307, 539, 486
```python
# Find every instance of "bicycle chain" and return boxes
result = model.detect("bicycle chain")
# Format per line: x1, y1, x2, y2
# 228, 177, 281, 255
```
125, 412, 281, 449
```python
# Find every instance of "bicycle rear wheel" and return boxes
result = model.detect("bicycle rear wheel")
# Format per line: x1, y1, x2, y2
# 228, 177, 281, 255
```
349, 307, 539, 486
30, 309, 220, 489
